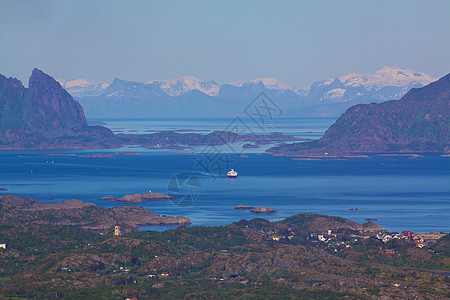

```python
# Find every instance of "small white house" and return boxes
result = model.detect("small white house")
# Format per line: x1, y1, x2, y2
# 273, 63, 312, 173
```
0, 244, 6, 249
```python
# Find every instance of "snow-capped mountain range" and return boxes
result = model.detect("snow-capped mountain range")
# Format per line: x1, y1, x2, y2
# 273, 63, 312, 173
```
147, 76, 220, 97
57, 79, 110, 98
58, 76, 220, 98
309, 66, 436, 103
62, 67, 438, 118
230, 77, 292, 90
60, 66, 436, 100
339, 66, 435, 88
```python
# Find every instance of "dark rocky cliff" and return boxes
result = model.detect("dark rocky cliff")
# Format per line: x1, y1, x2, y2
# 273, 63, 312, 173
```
28, 69, 88, 130
270, 73, 450, 154
0, 69, 121, 149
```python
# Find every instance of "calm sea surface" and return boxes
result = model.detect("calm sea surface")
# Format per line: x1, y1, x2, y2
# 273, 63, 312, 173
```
0, 118, 448, 233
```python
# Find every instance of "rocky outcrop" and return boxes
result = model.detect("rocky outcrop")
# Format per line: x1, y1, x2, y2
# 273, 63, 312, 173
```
110, 206, 190, 226
269, 73, 450, 154
0, 69, 301, 150
361, 221, 386, 232
0, 69, 121, 149
279, 213, 386, 233
23, 198, 95, 211
0, 194, 190, 232
234, 205, 255, 210
250, 206, 277, 214
0, 194, 39, 209
99, 192, 175, 203
28, 69, 88, 131
234, 205, 277, 213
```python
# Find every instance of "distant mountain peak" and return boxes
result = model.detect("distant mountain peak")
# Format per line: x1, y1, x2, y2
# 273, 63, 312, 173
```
230, 77, 292, 90
270, 72, 450, 154
164, 75, 202, 82
59, 67, 442, 118
339, 66, 436, 89
57, 78, 109, 97
0, 69, 120, 149
147, 75, 219, 96
304, 67, 437, 104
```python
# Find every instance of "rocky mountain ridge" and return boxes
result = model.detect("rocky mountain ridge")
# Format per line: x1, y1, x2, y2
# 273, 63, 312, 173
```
1, 69, 301, 149
270, 73, 450, 154
64, 67, 438, 118
60, 67, 436, 99
57, 78, 109, 97
0, 69, 121, 149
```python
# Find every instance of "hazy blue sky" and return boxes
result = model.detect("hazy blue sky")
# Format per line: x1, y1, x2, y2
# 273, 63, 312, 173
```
1, 0, 449, 87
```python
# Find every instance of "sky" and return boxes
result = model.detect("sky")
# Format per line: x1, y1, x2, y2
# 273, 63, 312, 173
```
1, 0, 449, 88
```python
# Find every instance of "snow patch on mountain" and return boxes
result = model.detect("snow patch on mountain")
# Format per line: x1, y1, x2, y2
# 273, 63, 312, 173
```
230, 78, 292, 90
57, 79, 109, 97
147, 75, 219, 96
339, 66, 436, 89
314, 79, 335, 88
321, 88, 346, 102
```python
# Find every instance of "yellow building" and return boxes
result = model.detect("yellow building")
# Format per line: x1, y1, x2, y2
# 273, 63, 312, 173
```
114, 224, 121, 236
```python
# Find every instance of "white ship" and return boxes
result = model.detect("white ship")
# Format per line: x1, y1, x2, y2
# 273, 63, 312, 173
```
227, 169, 238, 178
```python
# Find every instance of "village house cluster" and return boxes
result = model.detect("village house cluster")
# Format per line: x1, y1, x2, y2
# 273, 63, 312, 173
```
375, 231, 446, 249
307, 228, 446, 254
245, 223, 447, 253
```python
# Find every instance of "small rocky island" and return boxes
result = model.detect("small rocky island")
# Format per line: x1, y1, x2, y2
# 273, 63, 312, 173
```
251, 206, 278, 214
234, 205, 255, 210
99, 192, 175, 203
235, 205, 277, 214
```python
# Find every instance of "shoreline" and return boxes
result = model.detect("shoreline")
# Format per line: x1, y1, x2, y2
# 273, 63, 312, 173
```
0, 147, 448, 157
2, 192, 448, 236
0, 152, 448, 233
1, 190, 448, 234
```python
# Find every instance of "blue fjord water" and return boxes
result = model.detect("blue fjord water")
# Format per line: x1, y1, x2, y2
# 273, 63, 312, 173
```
0, 117, 448, 233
